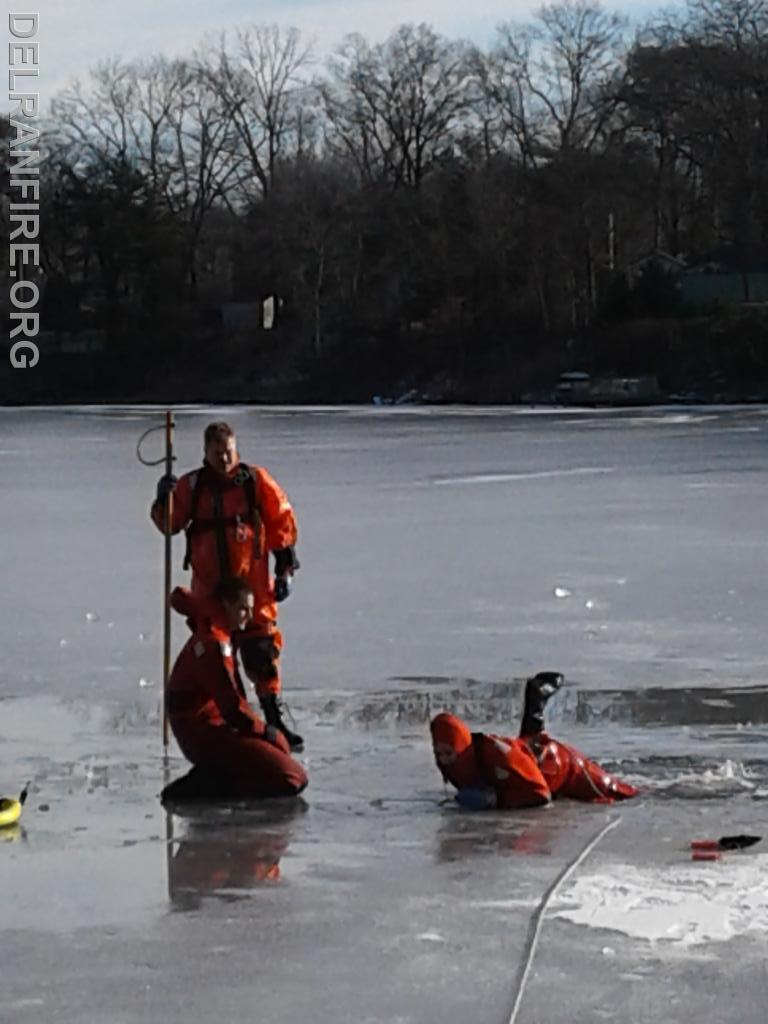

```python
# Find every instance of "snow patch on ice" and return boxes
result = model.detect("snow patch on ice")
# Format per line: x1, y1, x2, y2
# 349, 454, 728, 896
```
627, 414, 717, 426
552, 854, 768, 946
432, 467, 615, 486
638, 759, 760, 798
475, 897, 540, 910
685, 481, 742, 490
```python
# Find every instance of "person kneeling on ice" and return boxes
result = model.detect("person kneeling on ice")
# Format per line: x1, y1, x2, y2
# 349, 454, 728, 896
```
167, 576, 307, 799
431, 672, 637, 809
151, 421, 303, 751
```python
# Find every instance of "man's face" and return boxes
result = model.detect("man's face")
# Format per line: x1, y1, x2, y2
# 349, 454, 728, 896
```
224, 593, 254, 632
205, 435, 238, 476
433, 742, 458, 768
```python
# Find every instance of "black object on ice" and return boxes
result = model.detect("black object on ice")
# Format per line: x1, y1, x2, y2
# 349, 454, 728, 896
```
717, 835, 761, 851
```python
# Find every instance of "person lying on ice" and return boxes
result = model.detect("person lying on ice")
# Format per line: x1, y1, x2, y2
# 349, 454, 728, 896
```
430, 672, 637, 809
166, 576, 307, 799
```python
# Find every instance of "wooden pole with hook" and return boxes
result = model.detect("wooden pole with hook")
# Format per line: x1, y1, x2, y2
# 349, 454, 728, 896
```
162, 410, 175, 750
136, 411, 177, 753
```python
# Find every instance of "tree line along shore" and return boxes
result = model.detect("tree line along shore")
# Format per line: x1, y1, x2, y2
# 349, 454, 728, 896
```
1, 0, 767, 405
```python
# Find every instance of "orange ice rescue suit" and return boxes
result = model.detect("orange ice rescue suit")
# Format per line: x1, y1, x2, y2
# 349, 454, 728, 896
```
156, 462, 298, 697
167, 589, 307, 798
431, 714, 637, 808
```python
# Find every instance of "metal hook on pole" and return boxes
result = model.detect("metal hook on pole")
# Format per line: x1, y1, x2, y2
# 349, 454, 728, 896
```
136, 411, 176, 749
136, 421, 173, 467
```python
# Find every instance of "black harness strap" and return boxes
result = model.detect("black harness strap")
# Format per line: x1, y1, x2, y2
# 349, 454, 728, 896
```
243, 470, 263, 559
183, 470, 202, 571
211, 483, 231, 579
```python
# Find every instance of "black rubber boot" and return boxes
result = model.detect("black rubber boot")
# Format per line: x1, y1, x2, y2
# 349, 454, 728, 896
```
259, 695, 304, 752
519, 671, 564, 737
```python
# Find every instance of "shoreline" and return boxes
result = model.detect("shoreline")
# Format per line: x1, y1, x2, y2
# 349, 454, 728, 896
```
3, 396, 768, 409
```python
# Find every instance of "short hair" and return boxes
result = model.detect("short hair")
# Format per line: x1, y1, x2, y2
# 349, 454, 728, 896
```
213, 576, 253, 606
204, 421, 235, 447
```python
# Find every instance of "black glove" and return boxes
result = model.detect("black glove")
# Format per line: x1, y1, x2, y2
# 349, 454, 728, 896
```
155, 473, 178, 504
273, 547, 298, 603
273, 546, 300, 577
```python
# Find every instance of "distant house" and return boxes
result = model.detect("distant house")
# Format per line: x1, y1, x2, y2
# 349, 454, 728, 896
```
554, 370, 592, 403
554, 371, 661, 406
680, 247, 768, 306
589, 374, 661, 405
625, 250, 687, 286
221, 302, 262, 331
220, 296, 283, 331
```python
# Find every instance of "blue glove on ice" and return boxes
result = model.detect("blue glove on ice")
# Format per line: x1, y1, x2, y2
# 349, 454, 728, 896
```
274, 577, 291, 603
456, 787, 498, 810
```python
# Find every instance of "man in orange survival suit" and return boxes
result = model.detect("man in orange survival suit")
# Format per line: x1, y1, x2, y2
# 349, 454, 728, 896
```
151, 420, 303, 750
166, 576, 307, 798
431, 672, 637, 809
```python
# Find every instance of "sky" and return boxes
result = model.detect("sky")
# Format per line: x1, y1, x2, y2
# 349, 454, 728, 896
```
10, 0, 670, 110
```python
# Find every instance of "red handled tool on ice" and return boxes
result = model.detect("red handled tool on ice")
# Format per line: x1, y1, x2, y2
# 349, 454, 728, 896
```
690, 834, 761, 860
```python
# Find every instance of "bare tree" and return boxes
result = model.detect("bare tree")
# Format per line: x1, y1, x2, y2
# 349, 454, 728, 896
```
622, 0, 768, 249
164, 64, 247, 294
493, 0, 627, 161
52, 59, 140, 166
321, 23, 474, 188
683, 0, 768, 46
484, 28, 547, 165
52, 57, 250, 296
457, 47, 515, 164
199, 24, 315, 201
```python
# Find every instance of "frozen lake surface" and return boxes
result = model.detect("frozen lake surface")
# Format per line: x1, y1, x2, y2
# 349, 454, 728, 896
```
1, 405, 767, 1023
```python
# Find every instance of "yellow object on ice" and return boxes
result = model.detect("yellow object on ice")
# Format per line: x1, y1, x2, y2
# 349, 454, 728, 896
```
0, 784, 29, 828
